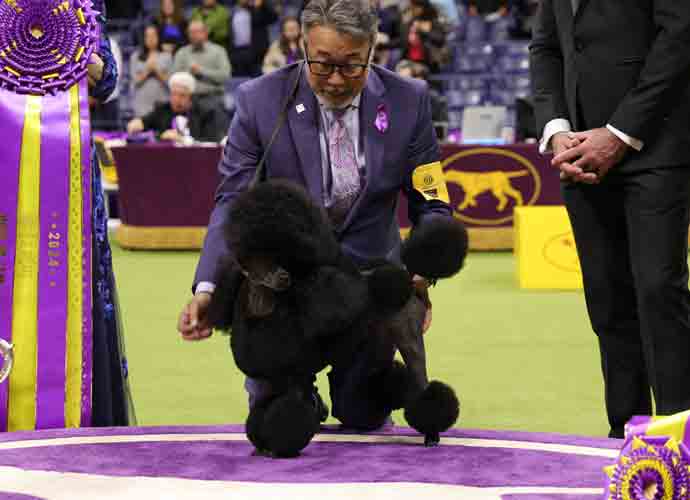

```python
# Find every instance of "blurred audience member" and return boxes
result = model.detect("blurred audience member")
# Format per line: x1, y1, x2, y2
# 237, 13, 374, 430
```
173, 19, 231, 115
465, 0, 508, 17
153, 0, 188, 54
400, 0, 448, 74
105, 0, 142, 20
229, 0, 279, 77
374, 0, 402, 47
191, 0, 231, 49
126, 72, 225, 143
91, 35, 123, 131
430, 0, 460, 27
130, 25, 173, 117
372, 32, 397, 71
395, 59, 448, 139
262, 16, 303, 74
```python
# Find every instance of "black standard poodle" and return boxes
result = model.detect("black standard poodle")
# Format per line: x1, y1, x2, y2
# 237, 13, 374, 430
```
208, 179, 468, 457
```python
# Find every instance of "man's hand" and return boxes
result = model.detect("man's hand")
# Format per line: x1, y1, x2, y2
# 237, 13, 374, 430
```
189, 63, 202, 75
550, 131, 597, 183
177, 293, 213, 341
161, 129, 181, 142
552, 128, 628, 182
87, 53, 104, 89
412, 275, 432, 333
126, 118, 144, 135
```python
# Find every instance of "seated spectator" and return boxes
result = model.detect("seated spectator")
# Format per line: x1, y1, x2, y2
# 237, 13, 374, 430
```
173, 19, 231, 116
262, 16, 303, 74
400, 0, 448, 74
91, 35, 123, 131
126, 72, 225, 143
191, 0, 230, 50
153, 0, 188, 54
430, 0, 460, 27
229, 0, 279, 77
374, 0, 402, 48
130, 25, 173, 117
105, 0, 142, 20
465, 0, 508, 17
395, 59, 448, 140
372, 32, 397, 71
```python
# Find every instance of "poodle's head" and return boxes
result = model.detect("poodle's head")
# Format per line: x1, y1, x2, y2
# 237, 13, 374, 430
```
226, 179, 341, 279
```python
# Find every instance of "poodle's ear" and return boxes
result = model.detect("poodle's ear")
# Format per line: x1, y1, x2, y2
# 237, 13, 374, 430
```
401, 216, 468, 280
207, 257, 245, 332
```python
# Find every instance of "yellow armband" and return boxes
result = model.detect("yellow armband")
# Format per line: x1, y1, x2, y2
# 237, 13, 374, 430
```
412, 161, 450, 203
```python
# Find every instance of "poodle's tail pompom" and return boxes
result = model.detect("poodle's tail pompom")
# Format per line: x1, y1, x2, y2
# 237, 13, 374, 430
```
404, 381, 460, 441
250, 391, 320, 458
367, 264, 414, 315
401, 217, 468, 280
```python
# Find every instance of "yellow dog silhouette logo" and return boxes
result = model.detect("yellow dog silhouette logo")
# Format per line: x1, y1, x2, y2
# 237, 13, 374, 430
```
442, 147, 541, 226
445, 170, 529, 212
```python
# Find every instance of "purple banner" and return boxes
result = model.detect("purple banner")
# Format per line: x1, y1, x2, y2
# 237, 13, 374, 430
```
35, 87, 70, 429
78, 79, 93, 427
399, 143, 561, 228
0, 89, 28, 432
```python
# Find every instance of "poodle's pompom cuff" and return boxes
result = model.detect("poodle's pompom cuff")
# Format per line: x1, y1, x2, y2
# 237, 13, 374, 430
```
402, 216, 468, 280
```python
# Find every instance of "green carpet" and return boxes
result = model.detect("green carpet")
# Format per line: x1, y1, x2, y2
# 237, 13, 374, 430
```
111, 245, 609, 436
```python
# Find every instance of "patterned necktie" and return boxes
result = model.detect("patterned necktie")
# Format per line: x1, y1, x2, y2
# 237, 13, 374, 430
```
571, 0, 579, 13
327, 108, 361, 224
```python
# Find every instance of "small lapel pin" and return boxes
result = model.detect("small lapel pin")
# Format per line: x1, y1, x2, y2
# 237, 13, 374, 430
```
296, 103, 305, 114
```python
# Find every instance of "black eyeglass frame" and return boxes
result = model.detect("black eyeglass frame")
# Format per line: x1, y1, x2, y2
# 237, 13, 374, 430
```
303, 41, 373, 78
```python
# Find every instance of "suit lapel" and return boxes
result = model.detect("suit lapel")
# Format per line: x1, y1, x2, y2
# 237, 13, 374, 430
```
339, 69, 386, 234
287, 66, 323, 205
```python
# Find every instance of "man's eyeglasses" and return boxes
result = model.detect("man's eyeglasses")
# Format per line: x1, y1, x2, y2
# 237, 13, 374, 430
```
304, 42, 371, 78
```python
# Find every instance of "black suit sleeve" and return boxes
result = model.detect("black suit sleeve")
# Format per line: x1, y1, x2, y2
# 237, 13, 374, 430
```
528, 0, 570, 135
608, 1, 690, 142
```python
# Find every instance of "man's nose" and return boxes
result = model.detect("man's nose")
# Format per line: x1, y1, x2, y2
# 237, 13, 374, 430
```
327, 69, 345, 85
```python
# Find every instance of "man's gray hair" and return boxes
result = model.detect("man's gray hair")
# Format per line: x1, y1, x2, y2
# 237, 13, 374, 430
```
169, 71, 196, 94
301, 0, 378, 45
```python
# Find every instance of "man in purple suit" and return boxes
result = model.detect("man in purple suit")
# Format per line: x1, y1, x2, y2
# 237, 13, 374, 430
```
177, 0, 452, 430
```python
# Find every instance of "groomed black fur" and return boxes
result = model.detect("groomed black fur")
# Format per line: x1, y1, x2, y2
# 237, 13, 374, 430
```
258, 391, 320, 458
207, 257, 244, 331
402, 216, 469, 279
227, 179, 341, 277
369, 360, 416, 411
367, 265, 414, 315
207, 179, 465, 457
404, 381, 460, 437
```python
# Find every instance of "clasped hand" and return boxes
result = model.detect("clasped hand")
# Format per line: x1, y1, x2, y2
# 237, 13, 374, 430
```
551, 127, 628, 184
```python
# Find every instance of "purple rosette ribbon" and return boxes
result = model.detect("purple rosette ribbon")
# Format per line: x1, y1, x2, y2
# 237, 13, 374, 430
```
0, 0, 99, 96
604, 410, 690, 500
0, 0, 96, 430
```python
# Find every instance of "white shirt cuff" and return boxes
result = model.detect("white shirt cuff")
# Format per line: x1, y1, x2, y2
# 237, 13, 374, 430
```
606, 124, 644, 151
539, 119, 572, 154
195, 281, 216, 295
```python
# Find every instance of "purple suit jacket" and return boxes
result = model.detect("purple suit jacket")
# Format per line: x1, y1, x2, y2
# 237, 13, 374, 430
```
194, 63, 451, 288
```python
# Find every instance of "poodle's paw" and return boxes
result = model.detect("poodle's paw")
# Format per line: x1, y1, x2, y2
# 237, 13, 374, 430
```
424, 432, 440, 447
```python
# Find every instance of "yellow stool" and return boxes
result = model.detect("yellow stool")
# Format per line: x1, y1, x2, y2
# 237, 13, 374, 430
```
514, 206, 583, 289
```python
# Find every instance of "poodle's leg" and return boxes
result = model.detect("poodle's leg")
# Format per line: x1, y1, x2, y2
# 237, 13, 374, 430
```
247, 386, 320, 458
389, 297, 460, 445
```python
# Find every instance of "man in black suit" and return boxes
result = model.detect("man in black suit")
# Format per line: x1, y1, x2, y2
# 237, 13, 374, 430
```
530, 0, 690, 438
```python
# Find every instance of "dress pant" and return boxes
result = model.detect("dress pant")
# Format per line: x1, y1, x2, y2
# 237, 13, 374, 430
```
562, 166, 690, 437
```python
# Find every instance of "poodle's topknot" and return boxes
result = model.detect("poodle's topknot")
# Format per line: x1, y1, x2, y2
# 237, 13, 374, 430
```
227, 179, 341, 277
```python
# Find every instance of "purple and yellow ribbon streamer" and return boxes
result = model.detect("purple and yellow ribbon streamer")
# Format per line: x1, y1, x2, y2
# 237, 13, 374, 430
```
604, 411, 690, 500
0, 0, 98, 431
